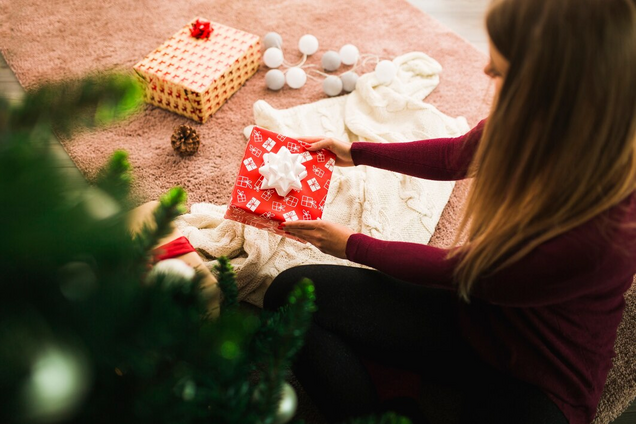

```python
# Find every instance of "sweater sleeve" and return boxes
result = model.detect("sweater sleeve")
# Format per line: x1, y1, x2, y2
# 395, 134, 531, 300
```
345, 221, 629, 307
350, 119, 486, 181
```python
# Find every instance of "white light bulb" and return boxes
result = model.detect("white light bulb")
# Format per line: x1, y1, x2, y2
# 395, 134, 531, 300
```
375, 60, 397, 84
321, 50, 341, 72
263, 47, 284, 68
339, 44, 359, 66
298, 34, 319, 55
263, 32, 283, 50
285, 67, 307, 89
323, 75, 343, 97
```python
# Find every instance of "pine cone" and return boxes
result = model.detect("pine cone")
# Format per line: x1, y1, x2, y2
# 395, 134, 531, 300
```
171, 125, 200, 156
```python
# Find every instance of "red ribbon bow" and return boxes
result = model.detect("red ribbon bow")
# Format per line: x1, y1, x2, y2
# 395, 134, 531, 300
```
190, 19, 212, 39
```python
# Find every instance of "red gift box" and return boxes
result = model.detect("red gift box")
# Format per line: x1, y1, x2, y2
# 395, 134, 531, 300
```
225, 127, 336, 241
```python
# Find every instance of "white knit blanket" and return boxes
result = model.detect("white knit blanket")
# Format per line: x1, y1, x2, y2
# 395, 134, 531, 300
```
175, 52, 470, 306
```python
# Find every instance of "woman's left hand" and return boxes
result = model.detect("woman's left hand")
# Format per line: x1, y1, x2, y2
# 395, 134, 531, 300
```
281, 220, 354, 259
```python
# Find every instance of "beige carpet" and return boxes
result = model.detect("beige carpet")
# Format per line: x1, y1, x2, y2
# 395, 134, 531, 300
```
1, 0, 633, 422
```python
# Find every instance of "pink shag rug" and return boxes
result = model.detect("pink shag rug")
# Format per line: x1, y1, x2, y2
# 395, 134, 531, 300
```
1, 0, 633, 422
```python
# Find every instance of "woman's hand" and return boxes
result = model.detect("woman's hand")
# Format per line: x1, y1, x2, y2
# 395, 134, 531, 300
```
281, 220, 354, 259
296, 136, 354, 167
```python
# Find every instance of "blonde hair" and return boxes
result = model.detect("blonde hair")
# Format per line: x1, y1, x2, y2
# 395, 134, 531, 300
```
451, 0, 636, 301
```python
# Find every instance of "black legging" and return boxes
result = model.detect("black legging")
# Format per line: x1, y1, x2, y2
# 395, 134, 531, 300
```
263, 265, 569, 424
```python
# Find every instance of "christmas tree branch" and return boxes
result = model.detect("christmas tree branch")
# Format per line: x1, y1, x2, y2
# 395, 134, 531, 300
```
214, 256, 239, 313
250, 278, 317, 421
347, 412, 412, 424
95, 150, 133, 203
133, 187, 187, 266
8, 72, 143, 138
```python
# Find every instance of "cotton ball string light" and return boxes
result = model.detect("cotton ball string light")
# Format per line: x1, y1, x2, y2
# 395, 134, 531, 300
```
339, 44, 359, 66
263, 32, 283, 50
375, 60, 397, 84
340, 71, 359, 92
321, 50, 341, 72
285, 67, 307, 89
265, 69, 286, 91
264, 47, 284, 69
323, 75, 343, 97
298, 34, 319, 55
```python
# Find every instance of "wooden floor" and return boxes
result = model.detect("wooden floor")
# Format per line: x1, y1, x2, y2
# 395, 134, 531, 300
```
1, 0, 635, 422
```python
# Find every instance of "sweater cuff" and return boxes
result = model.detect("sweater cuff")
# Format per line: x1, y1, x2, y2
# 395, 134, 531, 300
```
345, 233, 374, 264
350, 142, 372, 167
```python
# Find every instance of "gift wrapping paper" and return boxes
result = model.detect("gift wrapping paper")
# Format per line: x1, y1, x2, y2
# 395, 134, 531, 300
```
133, 18, 261, 123
225, 127, 336, 241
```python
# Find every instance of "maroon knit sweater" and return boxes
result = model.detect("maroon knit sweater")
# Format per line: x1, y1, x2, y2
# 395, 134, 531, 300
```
346, 121, 636, 424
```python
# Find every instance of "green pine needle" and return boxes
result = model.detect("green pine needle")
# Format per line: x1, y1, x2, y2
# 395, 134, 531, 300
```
9, 72, 143, 137
95, 150, 133, 202
133, 186, 187, 264
347, 413, 412, 424
248, 278, 317, 421
215, 257, 239, 312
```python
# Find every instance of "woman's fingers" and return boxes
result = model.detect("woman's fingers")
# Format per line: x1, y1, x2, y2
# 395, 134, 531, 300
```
280, 220, 353, 259
295, 136, 354, 167
296, 136, 324, 142
296, 137, 330, 151
282, 221, 317, 231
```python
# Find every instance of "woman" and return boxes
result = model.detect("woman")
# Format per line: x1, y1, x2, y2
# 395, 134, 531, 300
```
263, 0, 636, 423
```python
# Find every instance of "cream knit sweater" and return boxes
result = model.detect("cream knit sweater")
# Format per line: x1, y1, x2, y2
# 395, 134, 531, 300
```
175, 52, 470, 306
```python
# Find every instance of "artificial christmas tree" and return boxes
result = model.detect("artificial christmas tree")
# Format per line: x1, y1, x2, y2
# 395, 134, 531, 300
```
0, 72, 409, 424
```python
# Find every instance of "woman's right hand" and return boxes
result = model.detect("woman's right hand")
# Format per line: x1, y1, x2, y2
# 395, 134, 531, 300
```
296, 136, 354, 167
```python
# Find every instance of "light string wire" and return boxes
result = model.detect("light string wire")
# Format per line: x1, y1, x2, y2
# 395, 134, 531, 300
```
279, 53, 382, 78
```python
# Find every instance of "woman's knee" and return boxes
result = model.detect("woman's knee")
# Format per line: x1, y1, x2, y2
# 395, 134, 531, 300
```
263, 265, 319, 311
